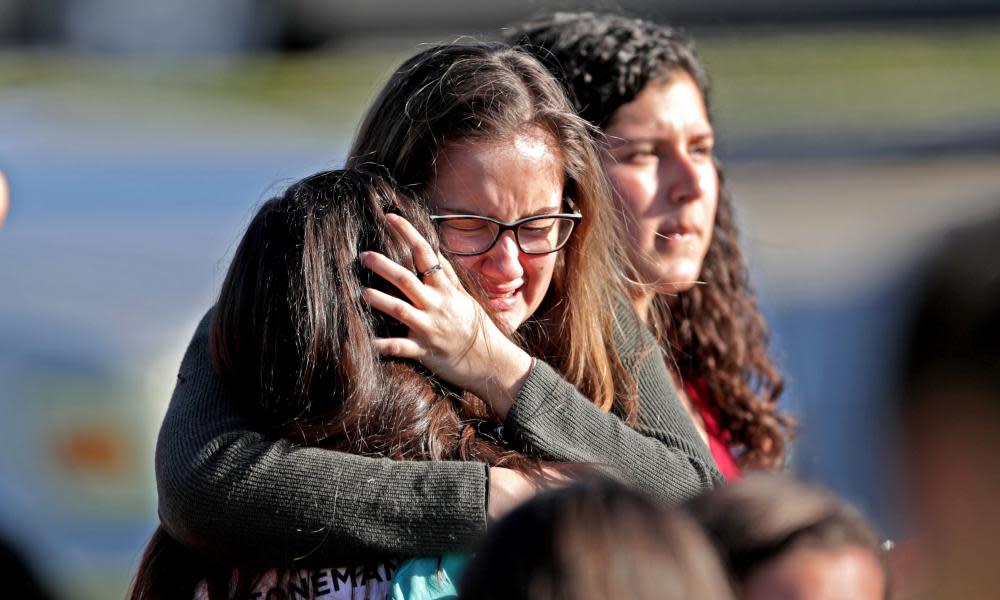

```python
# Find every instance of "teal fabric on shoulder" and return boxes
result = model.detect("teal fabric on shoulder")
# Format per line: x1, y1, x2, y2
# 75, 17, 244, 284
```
391, 554, 468, 600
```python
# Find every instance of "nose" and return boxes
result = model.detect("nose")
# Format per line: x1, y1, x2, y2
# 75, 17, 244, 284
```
480, 230, 524, 281
661, 150, 704, 204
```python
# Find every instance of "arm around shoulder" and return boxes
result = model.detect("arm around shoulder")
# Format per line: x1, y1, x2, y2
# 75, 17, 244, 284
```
155, 310, 489, 564
502, 301, 722, 503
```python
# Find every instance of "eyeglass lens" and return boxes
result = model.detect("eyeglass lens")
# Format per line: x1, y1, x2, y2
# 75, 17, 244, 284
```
437, 217, 576, 255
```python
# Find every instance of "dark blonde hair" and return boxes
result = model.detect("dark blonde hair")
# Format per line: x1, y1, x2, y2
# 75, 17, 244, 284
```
347, 42, 637, 418
510, 13, 792, 466
461, 477, 734, 600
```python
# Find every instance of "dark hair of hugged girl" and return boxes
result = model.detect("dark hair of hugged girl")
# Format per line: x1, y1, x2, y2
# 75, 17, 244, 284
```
211, 168, 540, 466
130, 169, 545, 599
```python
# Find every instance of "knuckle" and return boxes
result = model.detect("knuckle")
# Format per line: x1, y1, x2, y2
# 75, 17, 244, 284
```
390, 277, 416, 298
391, 302, 411, 321
389, 270, 408, 286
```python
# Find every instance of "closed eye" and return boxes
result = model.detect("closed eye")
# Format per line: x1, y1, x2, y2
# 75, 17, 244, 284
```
440, 219, 490, 232
616, 146, 658, 165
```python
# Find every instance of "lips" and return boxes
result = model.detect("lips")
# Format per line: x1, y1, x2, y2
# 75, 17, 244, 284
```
483, 283, 524, 311
656, 229, 696, 243
656, 222, 701, 243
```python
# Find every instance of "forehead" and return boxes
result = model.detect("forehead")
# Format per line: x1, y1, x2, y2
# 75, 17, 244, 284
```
605, 72, 712, 138
748, 546, 885, 600
428, 128, 565, 219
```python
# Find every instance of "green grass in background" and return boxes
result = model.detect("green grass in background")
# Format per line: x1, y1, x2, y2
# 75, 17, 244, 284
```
700, 22, 1000, 137
3, 21, 999, 139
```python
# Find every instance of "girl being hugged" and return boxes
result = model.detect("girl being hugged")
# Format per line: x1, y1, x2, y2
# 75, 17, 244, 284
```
153, 41, 719, 578
134, 169, 553, 599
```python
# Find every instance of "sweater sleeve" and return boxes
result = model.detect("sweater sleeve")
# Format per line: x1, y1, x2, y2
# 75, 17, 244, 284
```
503, 300, 723, 503
155, 310, 489, 565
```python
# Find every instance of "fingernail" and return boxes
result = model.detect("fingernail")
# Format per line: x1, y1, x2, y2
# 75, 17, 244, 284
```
359, 251, 371, 263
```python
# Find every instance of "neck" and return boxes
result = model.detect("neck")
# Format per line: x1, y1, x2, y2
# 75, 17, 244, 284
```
630, 285, 683, 326
630, 287, 655, 326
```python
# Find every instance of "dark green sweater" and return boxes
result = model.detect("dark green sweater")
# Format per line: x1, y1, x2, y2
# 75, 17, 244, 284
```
155, 302, 720, 564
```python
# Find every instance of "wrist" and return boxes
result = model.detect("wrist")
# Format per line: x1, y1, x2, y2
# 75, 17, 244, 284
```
488, 466, 535, 523
477, 341, 533, 420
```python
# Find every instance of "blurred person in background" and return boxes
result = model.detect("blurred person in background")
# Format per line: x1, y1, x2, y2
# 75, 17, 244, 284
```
686, 474, 887, 600
895, 212, 1000, 600
131, 169, 557, 599
460, 477, 734, 600
0, 168, 9, 226
0, 171, 50, 597
509, 13, 792, 479
0, 538, 52, 599
153, 40, 718, 583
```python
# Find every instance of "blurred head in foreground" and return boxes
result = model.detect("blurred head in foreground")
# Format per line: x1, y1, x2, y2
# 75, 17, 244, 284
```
897, 212, 1000, 599
460, 478, 733, 600
686, 475, 886, 600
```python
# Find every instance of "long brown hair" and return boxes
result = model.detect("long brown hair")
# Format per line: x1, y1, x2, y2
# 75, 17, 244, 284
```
509, 13, 792, 467
130, 169, 544, 599
210, 169, 540, 464
347, 42, 637, 418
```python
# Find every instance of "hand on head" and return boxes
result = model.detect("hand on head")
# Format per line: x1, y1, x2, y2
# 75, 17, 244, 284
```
361, 213, 533, 419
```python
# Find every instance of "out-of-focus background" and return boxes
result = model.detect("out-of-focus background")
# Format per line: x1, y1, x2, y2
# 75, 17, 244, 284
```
1, 1, 998, 597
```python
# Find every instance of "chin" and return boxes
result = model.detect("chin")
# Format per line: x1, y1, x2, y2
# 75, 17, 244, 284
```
653, 262, 703, 294
496, 308, 528, 332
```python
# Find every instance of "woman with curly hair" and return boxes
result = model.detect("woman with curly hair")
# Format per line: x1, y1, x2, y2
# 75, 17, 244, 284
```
510, 12, 793, 476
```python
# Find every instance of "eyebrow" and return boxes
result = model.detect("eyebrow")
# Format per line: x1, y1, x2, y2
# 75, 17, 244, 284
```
610, 130, 715, 145
434, 204, 565, 219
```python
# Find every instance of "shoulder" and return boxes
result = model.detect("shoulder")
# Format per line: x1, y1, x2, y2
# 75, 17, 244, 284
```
196, 305, 215, 335
609, 294, 657, 358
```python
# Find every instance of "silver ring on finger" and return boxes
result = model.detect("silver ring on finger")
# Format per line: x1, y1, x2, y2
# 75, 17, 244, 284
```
417, 264, 443, 281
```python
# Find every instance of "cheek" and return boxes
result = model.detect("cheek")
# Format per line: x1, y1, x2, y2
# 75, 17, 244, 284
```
450, 254, 486, 282
523, 254, 556, 291
702, 168, 720, 209
607, 167, 657, 218
701, 169, 720, 246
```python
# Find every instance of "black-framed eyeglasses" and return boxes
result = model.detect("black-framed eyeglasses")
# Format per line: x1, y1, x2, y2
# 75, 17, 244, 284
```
431, 199, 582, 256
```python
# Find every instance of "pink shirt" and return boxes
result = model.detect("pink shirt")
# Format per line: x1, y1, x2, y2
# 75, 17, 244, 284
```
685, 380, 741, 481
